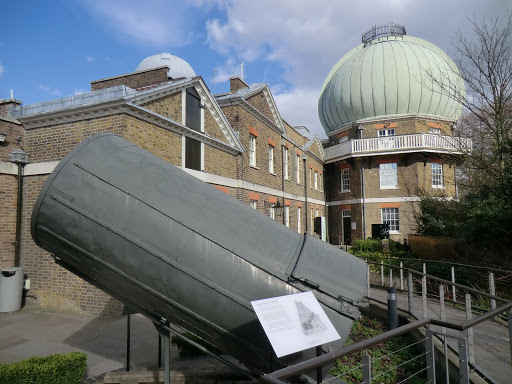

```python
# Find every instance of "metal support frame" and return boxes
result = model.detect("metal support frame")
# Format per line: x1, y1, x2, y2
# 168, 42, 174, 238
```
508, 310, 512, 369
163, 331, 170, 384
426, 330, 436, 384
362, 353, 371, 384
451, 267, 456, 303
126, 314, 131, 371
488, 272, 496, 310
408, 272, 413, 318
465, 294, 475, 364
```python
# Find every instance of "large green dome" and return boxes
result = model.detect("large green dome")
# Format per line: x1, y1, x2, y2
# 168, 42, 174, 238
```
318, 26, 465, 133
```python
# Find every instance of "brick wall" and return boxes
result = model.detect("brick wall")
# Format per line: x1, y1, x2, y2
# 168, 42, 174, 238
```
141, 92, 182, 123
24, 115, 126, 162
0, 174, 17, 267
91, 67, 169, 91
246, 91, 275, 123
124, 115, 182, 165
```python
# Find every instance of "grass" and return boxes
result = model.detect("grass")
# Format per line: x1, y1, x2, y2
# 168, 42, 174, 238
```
330, 316, 427, 384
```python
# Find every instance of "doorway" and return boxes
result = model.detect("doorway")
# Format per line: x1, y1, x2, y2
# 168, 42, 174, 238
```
342, 209, 351, 245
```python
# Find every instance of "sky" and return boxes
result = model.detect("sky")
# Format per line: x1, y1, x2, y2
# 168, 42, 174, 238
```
1, 0, 510, 139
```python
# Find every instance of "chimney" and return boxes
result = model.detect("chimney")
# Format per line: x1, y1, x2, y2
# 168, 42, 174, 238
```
0, 98, 23, 118
230, 76, 249, 94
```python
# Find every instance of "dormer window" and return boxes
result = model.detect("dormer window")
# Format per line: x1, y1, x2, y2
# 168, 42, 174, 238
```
429, 128, 441, 135
378, 128, 395, 137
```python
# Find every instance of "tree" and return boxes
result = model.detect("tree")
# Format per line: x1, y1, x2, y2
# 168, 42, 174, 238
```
423, 14, 512, 259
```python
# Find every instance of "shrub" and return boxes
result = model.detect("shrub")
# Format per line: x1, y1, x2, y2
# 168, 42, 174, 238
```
0, 352, 87, 384
349, 239, 382, 253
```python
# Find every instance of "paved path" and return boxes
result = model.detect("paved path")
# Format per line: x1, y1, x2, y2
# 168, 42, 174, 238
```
0, 301, 169, 383
369, 285, 511, 383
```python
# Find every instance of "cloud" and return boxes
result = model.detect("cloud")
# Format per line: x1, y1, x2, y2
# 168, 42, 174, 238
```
86, 56, 95, 63
0, 63, 4, 77
75, 88, 87, 95
80, 0, 207, 48
40, 84, 62, 97
205, 0, 510, 136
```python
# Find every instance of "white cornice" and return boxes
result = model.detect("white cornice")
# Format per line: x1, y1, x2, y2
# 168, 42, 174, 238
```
125, 103, 241, 155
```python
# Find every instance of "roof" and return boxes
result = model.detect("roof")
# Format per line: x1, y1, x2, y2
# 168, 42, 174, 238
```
318, 34, 465, 133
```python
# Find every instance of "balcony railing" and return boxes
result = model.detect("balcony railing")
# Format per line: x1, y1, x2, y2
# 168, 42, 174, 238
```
324, 133, 472, 162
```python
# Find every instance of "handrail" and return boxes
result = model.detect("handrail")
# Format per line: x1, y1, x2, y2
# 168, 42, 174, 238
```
359, 254, 512, 275
366, 260, 510, 303
261, 319, 431, 383
260, 300, 512, 384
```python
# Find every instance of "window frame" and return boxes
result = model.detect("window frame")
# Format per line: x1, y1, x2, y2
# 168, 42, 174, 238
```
268, 145, 274, 173
379, 162, 398, 189
297, 207, 302, 233
284, 206, 290, 227
341, 168, 350, 192
296, 154, 301, 184
432, 163, 444, 188
249, 135, 257, 167
378, 128, 396, 137
314, 171, 318, 190
283, 147, 289, 180
381, 207, 400, 233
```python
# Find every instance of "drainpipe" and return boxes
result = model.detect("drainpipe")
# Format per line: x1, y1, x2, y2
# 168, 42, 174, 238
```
281, 141, 286, 225
9, 148, 30, 267
360, 159, 367, 240
303, 154, 308, 232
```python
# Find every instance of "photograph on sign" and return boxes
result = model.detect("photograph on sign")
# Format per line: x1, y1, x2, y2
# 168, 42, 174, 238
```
251, 291, 340, 357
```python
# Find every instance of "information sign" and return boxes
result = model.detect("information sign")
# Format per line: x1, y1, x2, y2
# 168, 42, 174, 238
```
251, 291, 340, 357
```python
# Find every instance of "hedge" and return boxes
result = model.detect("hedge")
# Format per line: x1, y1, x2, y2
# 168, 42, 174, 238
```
0, 352, 87, 384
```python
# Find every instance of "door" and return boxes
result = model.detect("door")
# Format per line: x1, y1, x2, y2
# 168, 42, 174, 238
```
342, 209, 351, 245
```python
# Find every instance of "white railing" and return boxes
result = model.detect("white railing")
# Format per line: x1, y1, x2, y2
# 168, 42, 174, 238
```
324, 133, 472, 162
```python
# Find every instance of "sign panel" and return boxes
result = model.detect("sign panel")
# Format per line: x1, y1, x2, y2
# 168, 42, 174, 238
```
251, 291, 340, 357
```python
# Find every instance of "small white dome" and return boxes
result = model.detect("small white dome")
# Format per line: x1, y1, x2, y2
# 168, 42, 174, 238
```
318, 29, 465, 133
136, 53, 196, 79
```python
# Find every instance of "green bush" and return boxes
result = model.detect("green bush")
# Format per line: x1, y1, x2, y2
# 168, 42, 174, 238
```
0, 352, 87, 384
349, 239, 382, 253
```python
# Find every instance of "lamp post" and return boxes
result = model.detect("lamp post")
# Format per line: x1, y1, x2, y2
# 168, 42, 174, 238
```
9, 149, 30, 267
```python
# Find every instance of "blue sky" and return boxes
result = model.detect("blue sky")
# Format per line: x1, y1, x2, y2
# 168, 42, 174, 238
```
1, 0, 510, 138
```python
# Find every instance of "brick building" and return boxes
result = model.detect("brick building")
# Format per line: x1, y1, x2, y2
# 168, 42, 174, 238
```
319, 24, 470, 244
0, 25, 472, 315
0, 53, 326, 315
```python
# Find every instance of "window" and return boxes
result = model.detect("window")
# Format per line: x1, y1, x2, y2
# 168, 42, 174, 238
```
310, 208, 313, 232
185, 138, 201, 171
339, 135, 349, 143
314, 171, 318, 190
268, 146, 274, 173
283, 147, 289, 179
184, 87, 203, 171
269, 206, 275, 220
341, 168, 350, 192
296, 154, 301, 183
378, 128, 395, 137
186, 88, 201, 132
309, 168, 312, 188
297, 207, 302, 233
284, 206, 290, 227
379, 163, 398, 188
432, 163, 444, 188
250, 200, 257, 210
249, 135, 256, 167
429, 128, 441, 135
382, 208, 399, 232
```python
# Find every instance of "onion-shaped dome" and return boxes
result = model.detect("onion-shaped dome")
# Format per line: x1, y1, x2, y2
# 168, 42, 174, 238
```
136, 53, 196, 79
318, 25, 465, 133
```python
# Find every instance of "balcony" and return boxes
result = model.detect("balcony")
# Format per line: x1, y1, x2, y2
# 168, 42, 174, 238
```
324, 133, 472, 163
